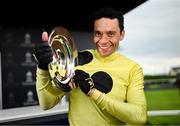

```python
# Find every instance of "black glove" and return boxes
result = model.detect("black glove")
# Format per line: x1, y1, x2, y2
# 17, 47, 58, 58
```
73, 70, 93, 95
32, 42, 53, 70
73, 70, 113, 95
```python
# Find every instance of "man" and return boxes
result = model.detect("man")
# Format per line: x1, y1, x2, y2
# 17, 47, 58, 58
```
33, 7, 147, 125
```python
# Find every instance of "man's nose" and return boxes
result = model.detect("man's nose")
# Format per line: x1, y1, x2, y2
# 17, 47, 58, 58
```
99, 35, 108, 44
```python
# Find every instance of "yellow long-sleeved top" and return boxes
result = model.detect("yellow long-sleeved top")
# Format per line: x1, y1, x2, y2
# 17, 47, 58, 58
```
36, 50, 147, 125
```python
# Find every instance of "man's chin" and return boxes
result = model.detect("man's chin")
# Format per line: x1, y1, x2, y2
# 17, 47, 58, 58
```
98, 50, 110, 57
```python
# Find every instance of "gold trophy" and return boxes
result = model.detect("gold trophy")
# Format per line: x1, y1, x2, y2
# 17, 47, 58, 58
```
48, 26, 78, 91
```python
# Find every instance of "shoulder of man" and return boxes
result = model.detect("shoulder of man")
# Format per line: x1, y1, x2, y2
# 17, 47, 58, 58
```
117, 52, 142, 69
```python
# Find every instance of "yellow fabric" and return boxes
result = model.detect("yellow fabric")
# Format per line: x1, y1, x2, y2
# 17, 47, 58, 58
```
36, 50, 147, 125
36, 68, 65, 110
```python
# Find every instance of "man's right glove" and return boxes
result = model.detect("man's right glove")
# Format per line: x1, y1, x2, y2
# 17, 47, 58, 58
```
73, 70, 113, 96
32, 42, 53, 70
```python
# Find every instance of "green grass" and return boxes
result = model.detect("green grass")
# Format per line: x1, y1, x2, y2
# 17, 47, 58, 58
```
145, 89, 180, 125
146, 116, 180, 125
145, 89, 180, 110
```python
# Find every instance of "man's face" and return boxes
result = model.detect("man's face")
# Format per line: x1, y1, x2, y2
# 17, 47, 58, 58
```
93, 18, 125, 57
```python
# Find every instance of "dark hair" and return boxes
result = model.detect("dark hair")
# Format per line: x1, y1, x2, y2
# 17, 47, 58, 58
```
91, 7, 124, 31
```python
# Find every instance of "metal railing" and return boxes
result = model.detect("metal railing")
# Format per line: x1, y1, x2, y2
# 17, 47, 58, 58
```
148, 110, 180, 116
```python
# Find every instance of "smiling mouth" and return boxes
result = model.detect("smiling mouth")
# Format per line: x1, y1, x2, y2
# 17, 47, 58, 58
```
98, 44, 112, 50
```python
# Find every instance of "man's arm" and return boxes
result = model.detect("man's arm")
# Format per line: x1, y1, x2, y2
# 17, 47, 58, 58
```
36, 68, 65, 110
33, 31, 66, 110
90, 65, 147, 124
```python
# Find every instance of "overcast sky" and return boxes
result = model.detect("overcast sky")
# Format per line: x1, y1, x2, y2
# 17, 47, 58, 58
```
120, 0, 180, 75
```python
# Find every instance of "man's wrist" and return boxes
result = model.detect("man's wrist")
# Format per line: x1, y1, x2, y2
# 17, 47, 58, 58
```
87, 88, 95, 96
38, 64, 49, 70
89, 89, 105, 104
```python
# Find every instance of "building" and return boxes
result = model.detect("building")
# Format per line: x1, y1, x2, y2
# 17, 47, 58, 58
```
169, 67, 180, 76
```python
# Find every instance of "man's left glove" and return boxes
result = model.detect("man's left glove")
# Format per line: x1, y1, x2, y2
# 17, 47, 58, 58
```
73, 70, 93, 95
73, 70, 113, 96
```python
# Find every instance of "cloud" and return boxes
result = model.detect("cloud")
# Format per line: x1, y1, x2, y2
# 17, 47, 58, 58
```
119, 0, 180, 74
134, 57, 180, 75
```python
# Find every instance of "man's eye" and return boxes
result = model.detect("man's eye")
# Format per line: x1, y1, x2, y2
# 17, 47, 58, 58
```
108, 32, 114, 37
94, 32, 101, 37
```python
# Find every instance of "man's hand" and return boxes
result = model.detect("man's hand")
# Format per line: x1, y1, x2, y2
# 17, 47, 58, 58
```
73, 70, 113, 96
73, 70, 94, 95
32, 32, 53, 70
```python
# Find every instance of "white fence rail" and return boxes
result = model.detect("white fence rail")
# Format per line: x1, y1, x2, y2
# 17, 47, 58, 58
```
148, 110, 180, 116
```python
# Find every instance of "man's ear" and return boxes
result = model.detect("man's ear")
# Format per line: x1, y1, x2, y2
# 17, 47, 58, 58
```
119, 30, 125, 41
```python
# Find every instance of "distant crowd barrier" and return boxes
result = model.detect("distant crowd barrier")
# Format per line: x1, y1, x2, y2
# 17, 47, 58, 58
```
145, 78, 176, 85
144, 78, 176, 90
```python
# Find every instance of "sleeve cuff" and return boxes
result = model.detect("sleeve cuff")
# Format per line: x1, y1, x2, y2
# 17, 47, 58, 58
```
37, 67, 50, 76
90, 89, 105, 104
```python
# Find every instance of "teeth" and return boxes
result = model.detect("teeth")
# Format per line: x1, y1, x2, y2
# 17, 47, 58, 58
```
100, 46, 108, 49
98, 45, 110, 49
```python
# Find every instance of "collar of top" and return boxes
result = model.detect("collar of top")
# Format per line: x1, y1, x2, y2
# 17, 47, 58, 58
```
94, 50, 120, 63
